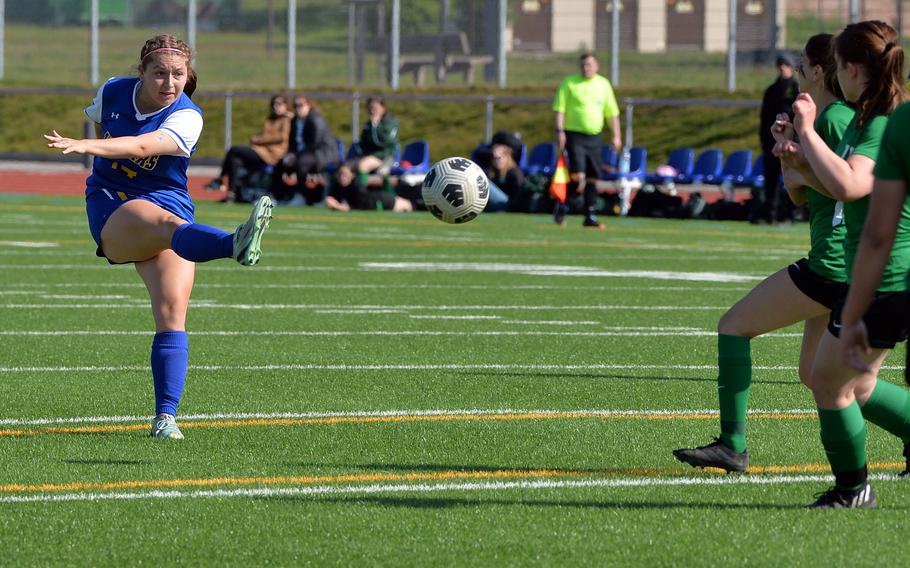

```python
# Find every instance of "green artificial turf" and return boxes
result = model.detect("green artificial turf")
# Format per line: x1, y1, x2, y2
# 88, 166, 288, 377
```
0, 194, 908, 566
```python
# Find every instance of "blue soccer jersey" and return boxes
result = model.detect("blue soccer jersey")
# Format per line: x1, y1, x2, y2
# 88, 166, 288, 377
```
84, 77, 202, 203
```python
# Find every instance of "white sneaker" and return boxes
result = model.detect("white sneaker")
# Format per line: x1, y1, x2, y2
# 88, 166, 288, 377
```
150, 413, 184, 440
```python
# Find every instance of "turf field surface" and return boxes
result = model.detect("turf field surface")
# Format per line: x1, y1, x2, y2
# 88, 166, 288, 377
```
1, 194, 908, 566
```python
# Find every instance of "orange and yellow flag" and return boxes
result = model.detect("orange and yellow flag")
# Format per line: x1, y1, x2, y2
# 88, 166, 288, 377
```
549, 154, 569, 204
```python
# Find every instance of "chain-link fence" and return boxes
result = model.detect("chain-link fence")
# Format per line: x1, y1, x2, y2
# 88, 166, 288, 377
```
2, 0, 905, 93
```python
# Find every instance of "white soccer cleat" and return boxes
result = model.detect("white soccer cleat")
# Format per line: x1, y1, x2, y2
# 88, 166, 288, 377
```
150, 413, 184, 440
233, 195, 274, 266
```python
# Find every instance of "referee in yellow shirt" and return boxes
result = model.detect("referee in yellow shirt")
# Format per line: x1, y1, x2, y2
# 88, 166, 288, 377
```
553, 53, 621, 228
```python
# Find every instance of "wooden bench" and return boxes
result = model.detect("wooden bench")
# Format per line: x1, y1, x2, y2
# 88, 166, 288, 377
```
439, 32, 494, 84
397, 34, 445, 86
394, 32, 492, 86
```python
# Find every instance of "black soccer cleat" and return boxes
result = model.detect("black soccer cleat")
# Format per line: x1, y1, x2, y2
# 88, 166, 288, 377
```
582, 215, 606, 230
807, 483, 877, 509
900, 443, 910, 478
553, 203, 568, 226
673, 438, 749, 473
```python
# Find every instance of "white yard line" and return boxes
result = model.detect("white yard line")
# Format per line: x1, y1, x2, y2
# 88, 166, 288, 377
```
0, 472, 898, 505
2, 362, 876, 373
0, 407, 816, 427
0, 330, 803, 338
0, 283, 751, 292
0, 303, 732, 310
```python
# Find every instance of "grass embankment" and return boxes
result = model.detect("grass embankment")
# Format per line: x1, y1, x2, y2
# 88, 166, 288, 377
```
2, 86, 762, 168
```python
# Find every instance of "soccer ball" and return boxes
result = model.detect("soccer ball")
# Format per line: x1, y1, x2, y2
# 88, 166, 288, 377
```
421, 157, 489, 224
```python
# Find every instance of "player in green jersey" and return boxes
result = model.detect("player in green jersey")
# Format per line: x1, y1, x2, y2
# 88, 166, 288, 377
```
781, 21, 910, 509
839, 101, 910, 430
673, 34, 855, 473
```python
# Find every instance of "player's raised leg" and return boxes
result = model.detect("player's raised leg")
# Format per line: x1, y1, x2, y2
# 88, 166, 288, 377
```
100, 195, 272, 266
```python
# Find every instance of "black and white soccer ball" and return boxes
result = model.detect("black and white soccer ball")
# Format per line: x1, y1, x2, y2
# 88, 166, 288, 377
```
421, 157, 489, 224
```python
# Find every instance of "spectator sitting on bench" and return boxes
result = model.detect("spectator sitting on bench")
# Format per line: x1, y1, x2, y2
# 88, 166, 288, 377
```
349, 96, 400, 193
205, 93, 291, 202
486, 143, 525, 212
274, 94, 340, 204
325, 164, 413, 213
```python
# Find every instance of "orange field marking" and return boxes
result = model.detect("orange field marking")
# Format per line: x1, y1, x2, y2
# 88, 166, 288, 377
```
0, 410, 816, 439
1, 461, 904, 495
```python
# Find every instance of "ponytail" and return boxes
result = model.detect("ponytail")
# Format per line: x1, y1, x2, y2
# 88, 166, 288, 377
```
835, 21, 908, 128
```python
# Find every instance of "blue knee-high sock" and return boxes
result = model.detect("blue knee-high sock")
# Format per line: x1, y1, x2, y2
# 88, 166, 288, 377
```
171, 223, 234, 262
151, 331, 189, 416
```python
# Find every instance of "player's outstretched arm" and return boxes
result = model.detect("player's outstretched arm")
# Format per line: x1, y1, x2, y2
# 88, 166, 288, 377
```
44, 129, 181, 159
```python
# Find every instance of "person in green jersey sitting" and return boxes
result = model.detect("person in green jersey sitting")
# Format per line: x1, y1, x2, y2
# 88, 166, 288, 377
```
552, 52, 621, 229
779, 21, 910, 509
673, 34, 855, 474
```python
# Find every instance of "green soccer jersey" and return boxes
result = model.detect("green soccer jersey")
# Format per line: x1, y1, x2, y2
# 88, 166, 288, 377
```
805, 100, 854, 282
872, 102, 910, 290
552, 74, 620, 136
840, 113, 910, 291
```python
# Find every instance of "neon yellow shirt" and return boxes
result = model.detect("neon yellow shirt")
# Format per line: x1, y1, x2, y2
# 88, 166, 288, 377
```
552, 74, 620, 135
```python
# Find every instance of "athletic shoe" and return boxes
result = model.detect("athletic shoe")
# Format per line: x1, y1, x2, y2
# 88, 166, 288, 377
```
204, 178, 226, 192
553, 203, 568, 226
900, 443, 910, 477
672, 438, 749, 472
150, 413, 184, 440
233, 195, 274, 266
807, 483, 877, 509
582, 215, 606, 230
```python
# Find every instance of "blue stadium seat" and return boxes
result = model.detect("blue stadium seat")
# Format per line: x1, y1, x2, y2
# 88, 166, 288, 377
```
741, 154, 765, 187
644, 147, 694, 186
525, 142, 558, 176
325, 138, 346, 174
470, 143, 490, 165
705, 149, 752, 186
346, 142, 362, 161
517, 144, 528, 171
391, 140, 431, 175
602, 146, 647, 182
600, 145, 618, 179
677, 149, 723, 184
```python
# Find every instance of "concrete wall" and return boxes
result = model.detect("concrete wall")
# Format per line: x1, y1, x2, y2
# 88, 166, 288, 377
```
552, 0, 596, 52
637, 0, 666, 52
703, 0, 786, 52
704, 0, 729, 51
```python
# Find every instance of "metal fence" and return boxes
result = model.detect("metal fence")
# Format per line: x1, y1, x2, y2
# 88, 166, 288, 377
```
0, 84, 759, 164
2, 1, 906, 93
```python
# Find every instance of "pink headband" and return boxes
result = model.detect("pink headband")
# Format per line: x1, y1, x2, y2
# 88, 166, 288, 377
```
142, 47, 185, 60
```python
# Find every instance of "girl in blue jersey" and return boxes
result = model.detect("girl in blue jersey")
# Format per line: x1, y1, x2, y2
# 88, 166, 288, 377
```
45, 34, 273, 440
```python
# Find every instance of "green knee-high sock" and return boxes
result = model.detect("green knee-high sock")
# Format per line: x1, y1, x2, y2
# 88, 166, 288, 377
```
357, 171, 369, 188
860, 380, 910, 444
717, 334, 751, 453
382, 175, 393, 193
818, 403, 868, 490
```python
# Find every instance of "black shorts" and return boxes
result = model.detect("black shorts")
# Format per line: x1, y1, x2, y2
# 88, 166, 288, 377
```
565, 131, 603, 179
787, 258, 847, 310
827, 288, 910, 349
